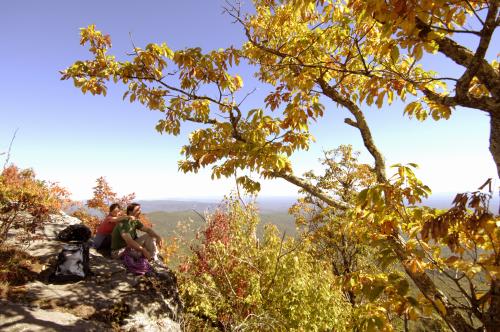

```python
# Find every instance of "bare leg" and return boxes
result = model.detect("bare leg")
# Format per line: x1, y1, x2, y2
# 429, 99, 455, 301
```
136, 234, 158, 260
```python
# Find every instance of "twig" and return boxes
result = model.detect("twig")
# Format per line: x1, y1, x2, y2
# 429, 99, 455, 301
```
3, 128, 19, 169
234, 172, 248, 209
238, 87, 257, 107
191, 209, 207, 223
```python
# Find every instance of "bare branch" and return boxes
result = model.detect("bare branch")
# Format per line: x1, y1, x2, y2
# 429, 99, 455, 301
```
238, 87, 257, 107
464, 0, 486, 25
344, 118, 358, 128
429, 25, 481, 35
191, 209, 207, 223
3, 128, 19, 170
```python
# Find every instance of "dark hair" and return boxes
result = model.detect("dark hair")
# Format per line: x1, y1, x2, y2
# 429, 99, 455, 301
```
109, 203, 121, 213
126, 203, 141, 216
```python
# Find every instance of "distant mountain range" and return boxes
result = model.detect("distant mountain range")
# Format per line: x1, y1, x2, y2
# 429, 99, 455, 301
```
137, 196, 298, 214
139, 197, 300, 240
136, 199, 217, 213
140, 192, 499, 241
138, 192, 499, 214
147, 209, 297, 241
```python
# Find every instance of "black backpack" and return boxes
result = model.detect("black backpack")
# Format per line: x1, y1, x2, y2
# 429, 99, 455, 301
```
49, 224, 93, 283
56, 224, 91, 242
48, 242, 92, 283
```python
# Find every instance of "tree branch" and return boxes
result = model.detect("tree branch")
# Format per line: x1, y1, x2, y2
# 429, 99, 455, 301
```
390, 233, 473, 332
415, 17, 500, 98
272, 171, 349, 210
422, 87, 499, 113
318, 77, 387, 183
455, 1, 499, 98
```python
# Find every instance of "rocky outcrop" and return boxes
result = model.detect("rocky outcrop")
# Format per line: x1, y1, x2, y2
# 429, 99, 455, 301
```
0, 301, 105, 332
0, 212, 183, 332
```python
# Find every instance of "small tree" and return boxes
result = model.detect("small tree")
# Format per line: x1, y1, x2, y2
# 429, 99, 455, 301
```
71, 176, 152, 233
86, 176, 135, 214
290, 147, 446, 330
290, 145, 377, 304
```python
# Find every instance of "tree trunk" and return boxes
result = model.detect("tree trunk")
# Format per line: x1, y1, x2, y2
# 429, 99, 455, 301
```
484, 279, 500, 332
489, 111, 500, 181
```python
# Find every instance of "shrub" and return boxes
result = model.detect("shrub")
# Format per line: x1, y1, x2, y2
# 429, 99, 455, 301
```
178, 198, 350, 331
0, 165, 71, 245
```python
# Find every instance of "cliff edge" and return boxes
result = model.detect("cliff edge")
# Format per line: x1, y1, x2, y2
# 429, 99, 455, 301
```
0, 213, 183, 332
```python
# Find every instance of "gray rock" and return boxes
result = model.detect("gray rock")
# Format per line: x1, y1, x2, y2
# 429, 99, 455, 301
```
0, 301, 106, 332
49, 212, 81, 226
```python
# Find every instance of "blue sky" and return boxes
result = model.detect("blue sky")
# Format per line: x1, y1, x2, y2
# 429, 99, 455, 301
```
0, 0, 498, 200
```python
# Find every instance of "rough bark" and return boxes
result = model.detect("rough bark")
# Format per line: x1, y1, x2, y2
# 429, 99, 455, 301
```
415, 1, 500, 98
455, 1, 498, 98
433, 33, 500, 98
317, 78, 387, 183
490, 111, 500, 180
484, 280, 500, 331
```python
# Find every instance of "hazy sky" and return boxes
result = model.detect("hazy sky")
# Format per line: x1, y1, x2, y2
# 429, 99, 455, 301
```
1, 1, 498, 200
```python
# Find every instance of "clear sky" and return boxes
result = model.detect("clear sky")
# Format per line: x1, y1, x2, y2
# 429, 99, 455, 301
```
1, 0, 498, 200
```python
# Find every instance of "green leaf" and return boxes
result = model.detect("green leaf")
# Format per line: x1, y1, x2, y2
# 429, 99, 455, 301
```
358, 188, 368, 204
390, 46, 400, 63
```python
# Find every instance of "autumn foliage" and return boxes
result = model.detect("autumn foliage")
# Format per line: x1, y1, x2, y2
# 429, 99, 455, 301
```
0, 161, 72, 296
178, 198, 350, 331
86, 176, 135, 214
62, 1, 499, 330
72, 176, 152, 233
0, 165, 71, 245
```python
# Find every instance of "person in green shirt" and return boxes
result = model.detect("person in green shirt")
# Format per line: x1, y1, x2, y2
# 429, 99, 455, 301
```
111, 202, 163, 261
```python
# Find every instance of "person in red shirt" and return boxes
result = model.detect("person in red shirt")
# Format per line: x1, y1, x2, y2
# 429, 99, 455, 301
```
93, 203, 125, 255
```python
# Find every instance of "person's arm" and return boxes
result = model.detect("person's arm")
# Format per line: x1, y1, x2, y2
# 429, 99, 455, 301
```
101, 215, 127, 226
113, 215, 129, 222
120, 232, 152, 260
141, 226, 163, 248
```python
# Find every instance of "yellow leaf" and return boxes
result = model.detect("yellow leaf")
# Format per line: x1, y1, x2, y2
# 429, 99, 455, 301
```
414, 45, 423, 61
435, 300, 447, 315
407, 258, 425, 274
234, 75, 243, 89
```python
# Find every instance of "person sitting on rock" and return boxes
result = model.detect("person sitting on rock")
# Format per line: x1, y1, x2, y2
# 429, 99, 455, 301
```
93, 203, 126, 255
111, 202, 163, 262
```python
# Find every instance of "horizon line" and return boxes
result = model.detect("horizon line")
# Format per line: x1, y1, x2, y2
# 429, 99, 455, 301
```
69, 191, 498, 202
